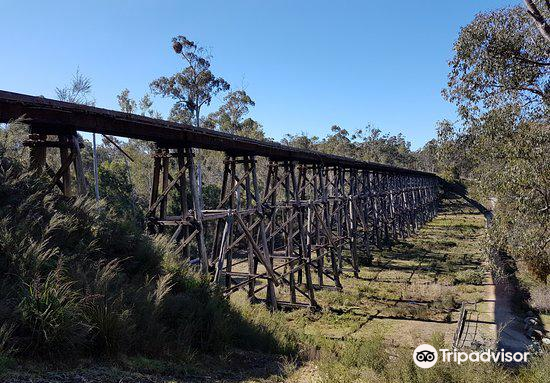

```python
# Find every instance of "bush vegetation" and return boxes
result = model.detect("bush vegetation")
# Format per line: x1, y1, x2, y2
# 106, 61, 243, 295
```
1, 2, 549, 379
0, 147, 296, 363
311, 333, 550, 383
417, 3, 550, 310
1, 122, 548, 382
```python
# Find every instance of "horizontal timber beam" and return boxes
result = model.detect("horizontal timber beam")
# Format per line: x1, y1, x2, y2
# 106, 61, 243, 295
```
0, 90, 434, 176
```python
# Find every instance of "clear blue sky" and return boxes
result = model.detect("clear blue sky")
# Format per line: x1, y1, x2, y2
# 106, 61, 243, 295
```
0, 0, 518, 149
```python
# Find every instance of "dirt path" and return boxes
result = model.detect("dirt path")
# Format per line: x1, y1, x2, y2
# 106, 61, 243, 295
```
458, 203, 534, 353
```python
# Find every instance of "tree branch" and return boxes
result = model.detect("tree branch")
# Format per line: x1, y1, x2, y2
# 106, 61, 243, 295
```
512, 53, 550, 66
488, 82, 545, 98
524, 0, 550, 43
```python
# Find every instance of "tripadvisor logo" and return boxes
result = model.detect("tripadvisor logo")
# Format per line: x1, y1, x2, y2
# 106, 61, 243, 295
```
413, 344, 529, 368
413, 344, 438, 368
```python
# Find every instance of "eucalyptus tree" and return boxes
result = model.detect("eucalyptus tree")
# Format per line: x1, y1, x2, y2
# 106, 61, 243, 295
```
117, 89, 137, 113
117, 89, 161, 118
318, 125, 357, 158
282, 126, 417, 169
444, 5, 549, 121
415, 139, 438, 173
150, 36, 230, 128
205, 90, 265, 139
444, 3, 550, 282
355, 128, 417, 168
281, 132, 320, 150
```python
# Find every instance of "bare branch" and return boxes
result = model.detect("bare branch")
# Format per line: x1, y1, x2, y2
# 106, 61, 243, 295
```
524, 0, 550, 42
512, 52, 550, 66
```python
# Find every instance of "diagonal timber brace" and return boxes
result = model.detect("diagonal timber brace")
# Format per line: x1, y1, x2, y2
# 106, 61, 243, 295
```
20, 121, 439, 312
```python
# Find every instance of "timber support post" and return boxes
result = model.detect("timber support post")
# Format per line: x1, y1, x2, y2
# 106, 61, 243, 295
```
2, 90, 443, 311
146, 146, 209, 272
24, 130, 87, 197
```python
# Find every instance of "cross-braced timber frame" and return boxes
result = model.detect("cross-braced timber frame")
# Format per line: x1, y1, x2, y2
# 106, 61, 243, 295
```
0, 90, 440, 310
23, 131, 88, 196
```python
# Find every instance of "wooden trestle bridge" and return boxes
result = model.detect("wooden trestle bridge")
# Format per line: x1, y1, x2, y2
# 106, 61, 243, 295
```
0, 90, 440, 310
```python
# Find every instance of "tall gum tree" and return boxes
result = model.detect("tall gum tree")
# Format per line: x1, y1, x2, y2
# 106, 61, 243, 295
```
444, 5, 549, 121
205, 90, 265, 140
150, 36, 230, 128
444, 2, 550, 281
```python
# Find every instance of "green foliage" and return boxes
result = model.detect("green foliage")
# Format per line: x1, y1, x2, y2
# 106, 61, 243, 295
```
83, 259, 132, 355
205, 90, 266, 140
117, 89, 137, 113
473, 109, 549, 282
55, 69, 95, 106
18, 271, 88, 356
125, 139, 155, 207
231, 298, 303, 355
97, 159, 141, 223
454, 269, 485, 285
444, 5, 549, 120
0, 151, 296, 362
282, 132, 320, 150
415, 139, 438, 173
0, 355, 15, 376
449, 106, 550, 283
283, 126, 419, 169
150, 35, 230, 127
0, 119, 28, 166
340, 334, 388, 373
314, 331, 550, 383
517, 353, 550, 383
355, 127, 417, 168
1, 24, 548, 380
117, 89, 161, 118
0, 323, 15, 357
442, 3, 550, 285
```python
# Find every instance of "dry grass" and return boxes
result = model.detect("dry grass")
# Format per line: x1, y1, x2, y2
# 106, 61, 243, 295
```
305, 197, 487, 336
529, 285, 550, 314
1, 193, 548, 382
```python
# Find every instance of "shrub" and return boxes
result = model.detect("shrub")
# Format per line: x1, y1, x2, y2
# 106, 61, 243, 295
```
17, 271, 88, 356
340, 334, 388, 373
529, 285, 550, 314
84, 259, 133, 356
0, 164, 292, 362
0, 323, 15, 357
454, 269, 484, 285
0, 355, 16, 376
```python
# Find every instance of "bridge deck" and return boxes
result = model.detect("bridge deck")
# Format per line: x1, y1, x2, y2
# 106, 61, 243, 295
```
0, 90, 432, 176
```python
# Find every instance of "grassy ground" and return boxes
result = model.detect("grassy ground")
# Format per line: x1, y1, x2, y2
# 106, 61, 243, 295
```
276, 195, 549, 383
289, 195, 489, 347
2, 195, 548, 382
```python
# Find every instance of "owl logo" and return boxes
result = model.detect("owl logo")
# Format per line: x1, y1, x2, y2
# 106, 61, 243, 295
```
413, 344, 438, 368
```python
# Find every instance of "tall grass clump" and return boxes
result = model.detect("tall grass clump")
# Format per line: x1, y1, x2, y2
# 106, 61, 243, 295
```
230, 295, 305, 355
340, 334, 388, 373
0, 146, 295, 362
314, 333, 388, 383
18, 270, 88, 356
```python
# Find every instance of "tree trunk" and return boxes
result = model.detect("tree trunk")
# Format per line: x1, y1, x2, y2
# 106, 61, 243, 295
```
524, 0, 550, 43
